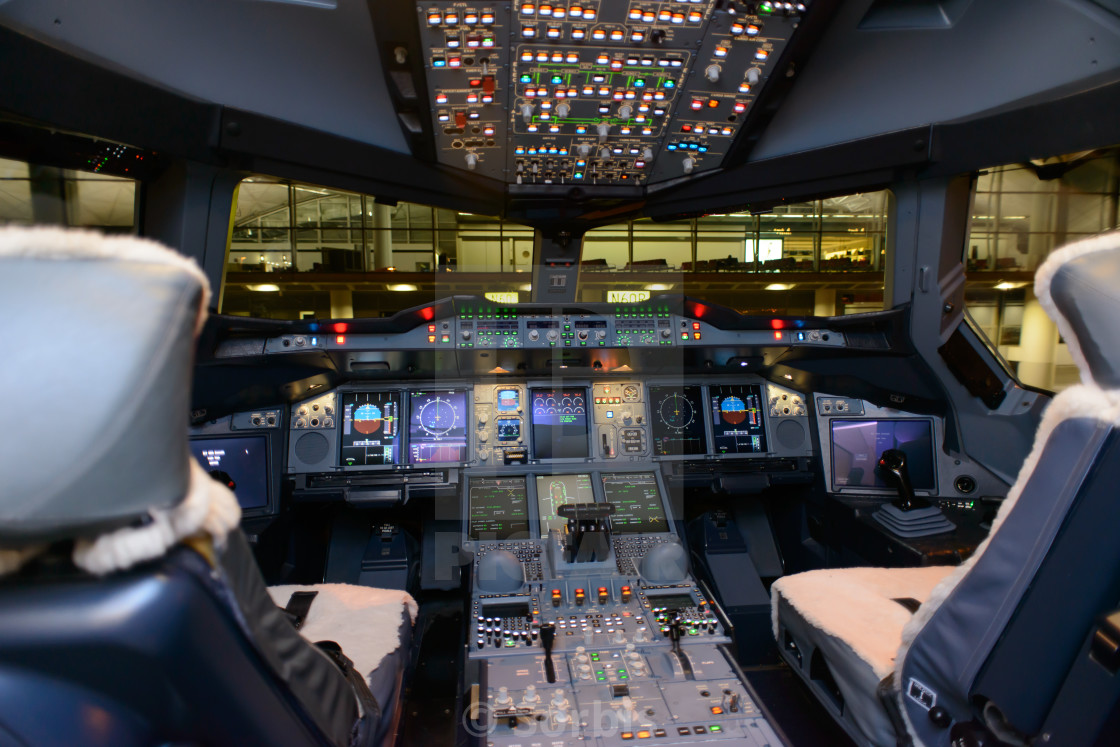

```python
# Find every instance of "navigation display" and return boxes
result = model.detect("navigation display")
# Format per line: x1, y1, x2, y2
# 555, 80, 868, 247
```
468, 476, 530, 540
649, 385, 706, 456
535, 473, 595, 537
408, 389, 468, 464
831, 419, 936, 491
709, 384, 768, 455
340, 391, 401, 466
190, 435, 269, 510
530, 388, 589, 459
601, 472, 669, 534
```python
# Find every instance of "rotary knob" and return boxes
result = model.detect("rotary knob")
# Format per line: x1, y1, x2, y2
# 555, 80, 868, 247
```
705, 64, 721, 83
521, 103, 534, 122
578, 143, 592, 158
556, 101, 571, 118
682, 156, 697, 174
597, 121, 610, 142
577, 330, 588, 340
618, 104, 632, 119
747, 67, 762, 85
465, 153, 478, 170
461, 330, 472, 341
546, 329, 559, 341
528, 329, 539, 341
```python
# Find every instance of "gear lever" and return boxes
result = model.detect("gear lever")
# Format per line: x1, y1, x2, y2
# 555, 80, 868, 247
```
540, 623, 557, 683
877, 449, 930, 511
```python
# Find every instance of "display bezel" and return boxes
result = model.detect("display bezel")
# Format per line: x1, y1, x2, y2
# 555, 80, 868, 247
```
829, 417, 938, 494
708, 383, 770, 457
528, 385, 592, 462
647, 384, 709, 459
338, 390, 403, 468
534, 472, 597, 538
407, 388, 471, 466
600, 470, 672, 534
189, 433, 272, 514
466, 474, 532, 541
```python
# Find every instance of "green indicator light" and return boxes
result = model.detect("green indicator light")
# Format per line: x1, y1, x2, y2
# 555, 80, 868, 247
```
620, 675, 628, 680
597, 677, 606, 681
710, 726, 722, 733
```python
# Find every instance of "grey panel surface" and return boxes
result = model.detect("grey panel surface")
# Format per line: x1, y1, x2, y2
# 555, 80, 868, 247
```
0, 0, 408, 153
0, 260, 198, 541
750, 0, 1120, 160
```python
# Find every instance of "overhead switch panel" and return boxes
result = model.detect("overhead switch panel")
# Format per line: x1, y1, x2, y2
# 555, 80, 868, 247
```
416, 0, 810, 186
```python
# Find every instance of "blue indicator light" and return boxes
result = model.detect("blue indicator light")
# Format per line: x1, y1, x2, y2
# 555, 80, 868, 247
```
519, 74, 531, 83
606, 411, 614, 418
698, 146, 708, 152
634, 79, 645, 87
310, 337, 318, 346
688, 143, 699, 150
551, 75, 563, 84
667, 144, 677, 150
574, 172, 584, 179
664, 80, 675, 88
433, 59, 446, 67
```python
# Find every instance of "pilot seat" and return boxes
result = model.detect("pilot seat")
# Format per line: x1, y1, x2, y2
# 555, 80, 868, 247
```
772, 229, 1120, 746
0, 226, 415, 746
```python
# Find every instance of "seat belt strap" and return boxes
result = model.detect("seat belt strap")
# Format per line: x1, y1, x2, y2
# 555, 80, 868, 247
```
284, 590, 319, 630
316, 640, 383, 726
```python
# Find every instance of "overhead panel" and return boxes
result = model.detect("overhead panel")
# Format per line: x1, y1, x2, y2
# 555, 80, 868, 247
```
417, 0, 810, 187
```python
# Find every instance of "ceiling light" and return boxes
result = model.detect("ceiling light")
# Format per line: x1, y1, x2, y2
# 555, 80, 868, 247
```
995, 282, 1028, 290
645, 283, 671, 291
248, 284, 280, 292
766, 283, 794, 291
388, 283, 418, 291
519, 283, 532, 292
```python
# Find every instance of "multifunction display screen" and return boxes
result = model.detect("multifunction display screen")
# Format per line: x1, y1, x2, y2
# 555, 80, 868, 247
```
190, 435, 269, 510
831, 419, 936, 491
649, 385, 706, 456
709, 384, 768, 455
601, 472, 668, 534
340, 391, 401, 466
535, 473, 595, 537
468, 476, 530, 540
530, 388, 589, 459
408, 390, 468, 464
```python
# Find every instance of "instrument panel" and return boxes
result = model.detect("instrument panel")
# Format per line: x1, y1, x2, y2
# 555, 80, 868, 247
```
285, 376, 812, 475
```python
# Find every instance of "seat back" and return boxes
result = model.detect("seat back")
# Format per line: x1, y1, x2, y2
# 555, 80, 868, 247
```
897, 230, 1120, 745
0, 228, 360, 746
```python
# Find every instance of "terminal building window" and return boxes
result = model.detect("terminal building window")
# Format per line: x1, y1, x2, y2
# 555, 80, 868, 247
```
965, 148, 1120, 392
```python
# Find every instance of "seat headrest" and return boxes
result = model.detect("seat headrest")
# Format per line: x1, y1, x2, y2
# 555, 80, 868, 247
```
0, 226, 211, 545
1036, 230, 1120, 389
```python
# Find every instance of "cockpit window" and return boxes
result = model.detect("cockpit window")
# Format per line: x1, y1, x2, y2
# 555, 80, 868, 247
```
0, 157, 136, 232
580, 193, 890, 313
964, 148, 1120, 392
223, 176, 892, 319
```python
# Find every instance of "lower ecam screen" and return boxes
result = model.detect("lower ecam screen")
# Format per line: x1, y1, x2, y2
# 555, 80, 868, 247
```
831, 419, 936, 490
468, 476, 530, 540
530, 388, 589, 459
189, 436, 269, 510
408, 390, 468, 464
601, 472, 668, 534
339, 391, 400, 466
535, 473, 595, 537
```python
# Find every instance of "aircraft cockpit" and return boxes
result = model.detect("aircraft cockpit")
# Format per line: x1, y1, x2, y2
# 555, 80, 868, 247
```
1, 1, 1119, 745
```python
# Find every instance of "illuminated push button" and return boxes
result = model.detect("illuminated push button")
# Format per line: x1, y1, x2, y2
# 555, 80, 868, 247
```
621, 585, 632, 603
598, 586, 609, 604
552, 589, 563, 606
575, 588, 586, 606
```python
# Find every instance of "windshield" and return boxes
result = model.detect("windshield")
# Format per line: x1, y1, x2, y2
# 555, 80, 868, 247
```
222, 177, 891, 319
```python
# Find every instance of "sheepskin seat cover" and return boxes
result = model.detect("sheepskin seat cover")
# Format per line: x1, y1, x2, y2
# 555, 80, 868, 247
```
268, 584, 418, 687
